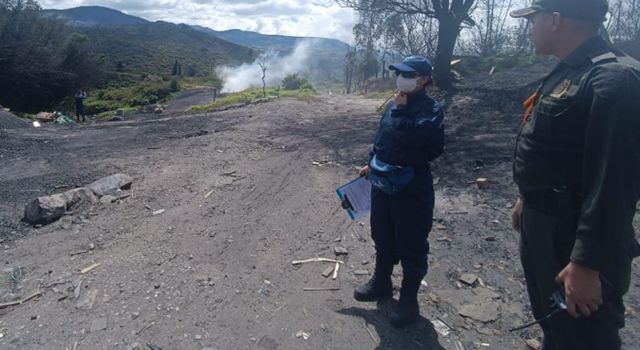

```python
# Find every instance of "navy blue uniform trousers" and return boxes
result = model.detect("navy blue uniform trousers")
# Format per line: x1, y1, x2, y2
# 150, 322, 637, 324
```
370, 169, 434, 280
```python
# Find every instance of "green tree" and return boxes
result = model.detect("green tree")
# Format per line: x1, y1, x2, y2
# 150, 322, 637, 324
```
0, 0, 102, 112
172, 60, 179, 75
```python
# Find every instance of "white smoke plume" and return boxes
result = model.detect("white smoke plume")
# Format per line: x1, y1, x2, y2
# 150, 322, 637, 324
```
217, 40, 314, 93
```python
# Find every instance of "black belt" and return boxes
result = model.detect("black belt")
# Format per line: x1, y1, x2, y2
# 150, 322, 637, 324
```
521, 189, 582, 217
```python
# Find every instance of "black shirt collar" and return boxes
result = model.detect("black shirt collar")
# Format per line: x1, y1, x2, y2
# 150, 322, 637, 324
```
562, 35, 608, 68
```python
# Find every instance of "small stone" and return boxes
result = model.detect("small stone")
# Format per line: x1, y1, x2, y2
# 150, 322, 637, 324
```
460, 273, 478, 286
334, 246, 348, 255
526, 339, 541, 350
0, 333, 4, 339
321, 265, 335, 278
295, 331, 310, 340
100, 195, 116, 204
131, 312, 140, 320
436, 224, 447, 230
458, 302, 499, 323
476, 178, 489, 189
90, 317, 107, 332
361, 260, 369, 265
353, 270, 370, 276
152, 209, 165, 216
76, 289, 99, 310
195, 334, 202, 340
89, 243, 96, 250
126, 342, 141, 350
485, 236, 496, 242
154, 284, 161, 289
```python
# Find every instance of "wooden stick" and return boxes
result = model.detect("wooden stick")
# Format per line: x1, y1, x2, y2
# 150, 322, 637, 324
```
332, 261, 340, 280
0, 290, 42, 309
303, 287, 341, 291
292, 258, 344, 265
362, 321, 380, 345
80, 262, 101, 274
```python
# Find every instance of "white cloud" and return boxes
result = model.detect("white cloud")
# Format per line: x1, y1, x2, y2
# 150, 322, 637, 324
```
38, 0, 357, 43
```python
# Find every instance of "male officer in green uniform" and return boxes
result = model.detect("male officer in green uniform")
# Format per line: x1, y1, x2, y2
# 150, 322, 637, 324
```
510, 0, 640, 348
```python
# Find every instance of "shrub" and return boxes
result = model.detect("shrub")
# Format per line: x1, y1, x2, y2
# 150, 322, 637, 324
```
282, 74, 312, 90
169, 79, 181, 92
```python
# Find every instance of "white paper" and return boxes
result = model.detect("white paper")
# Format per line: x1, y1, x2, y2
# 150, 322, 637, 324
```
336, 177, 372, 220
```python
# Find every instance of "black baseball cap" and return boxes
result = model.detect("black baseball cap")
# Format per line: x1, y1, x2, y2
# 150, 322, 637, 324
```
389, 55, 433, 77
510, 0, 608, 22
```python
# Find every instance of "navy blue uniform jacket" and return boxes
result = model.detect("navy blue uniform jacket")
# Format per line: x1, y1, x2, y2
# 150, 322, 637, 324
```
371, 90, 445, 167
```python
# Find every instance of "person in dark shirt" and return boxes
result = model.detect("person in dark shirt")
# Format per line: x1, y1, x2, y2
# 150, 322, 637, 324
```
510, 0, 640, 348
74, 89, 87, 123
354, 55, 445, 328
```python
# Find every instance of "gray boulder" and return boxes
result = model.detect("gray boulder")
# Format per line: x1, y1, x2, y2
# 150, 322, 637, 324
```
24, 194, 68, 225
64, 187, 98, 206
88, 174, 133, 197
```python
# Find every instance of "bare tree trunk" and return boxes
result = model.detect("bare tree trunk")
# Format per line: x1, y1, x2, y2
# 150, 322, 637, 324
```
433, 14, 460, 90
258, 62, 267, 98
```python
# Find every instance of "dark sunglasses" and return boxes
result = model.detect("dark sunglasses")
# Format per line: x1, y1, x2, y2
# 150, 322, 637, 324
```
395, 71, 419, 78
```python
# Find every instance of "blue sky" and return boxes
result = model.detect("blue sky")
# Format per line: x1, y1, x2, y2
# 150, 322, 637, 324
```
38, 0, 358, 43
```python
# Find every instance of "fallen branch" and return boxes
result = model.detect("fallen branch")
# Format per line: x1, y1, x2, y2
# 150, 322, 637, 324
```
70, 250, 89, 256
0, 290, 42, 309
303, 287, 341, 291
115, 193, 131, 202
292, 258, 344, 265
80, 262, 101, 274
332, 261, 340, 280
362, 321, 380, 345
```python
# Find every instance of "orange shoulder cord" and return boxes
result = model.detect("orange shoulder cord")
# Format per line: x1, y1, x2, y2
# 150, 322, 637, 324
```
521, 91, 539, 128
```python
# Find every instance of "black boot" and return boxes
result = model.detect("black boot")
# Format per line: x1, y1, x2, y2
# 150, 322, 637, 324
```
389, 276, 421, 328
353, 257, 393, 302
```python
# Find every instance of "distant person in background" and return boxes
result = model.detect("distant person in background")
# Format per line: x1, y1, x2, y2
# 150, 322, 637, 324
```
354, 55, 445, 328
74, 89, 87, 123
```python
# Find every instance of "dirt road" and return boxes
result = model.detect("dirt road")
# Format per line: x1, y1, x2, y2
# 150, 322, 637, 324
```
1, 85, 638, 350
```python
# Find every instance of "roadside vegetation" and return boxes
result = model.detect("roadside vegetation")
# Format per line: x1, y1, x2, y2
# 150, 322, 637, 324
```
188, 74, 316, 112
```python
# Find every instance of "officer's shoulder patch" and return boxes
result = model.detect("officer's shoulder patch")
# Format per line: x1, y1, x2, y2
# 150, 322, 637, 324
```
591, 52, 617, 64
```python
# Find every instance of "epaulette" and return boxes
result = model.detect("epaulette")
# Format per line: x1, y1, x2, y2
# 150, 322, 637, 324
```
591, 52, 618, 64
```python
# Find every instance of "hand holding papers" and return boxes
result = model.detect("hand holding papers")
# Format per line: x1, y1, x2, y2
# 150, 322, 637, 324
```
336, 176, 372, 220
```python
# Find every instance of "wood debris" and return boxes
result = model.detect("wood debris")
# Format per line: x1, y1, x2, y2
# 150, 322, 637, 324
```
0, 289, 42, 309
321, 265, 335, 278
80, 262, 101, 274
291, 258, 344, 265
362, 321, 380, 345
302, 287, 341, 291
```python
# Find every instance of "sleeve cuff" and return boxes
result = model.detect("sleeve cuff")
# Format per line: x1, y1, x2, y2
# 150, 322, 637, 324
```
570, 236, 602, 271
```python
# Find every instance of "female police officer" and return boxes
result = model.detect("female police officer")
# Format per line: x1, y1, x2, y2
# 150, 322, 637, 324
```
355, 55, 445, 327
